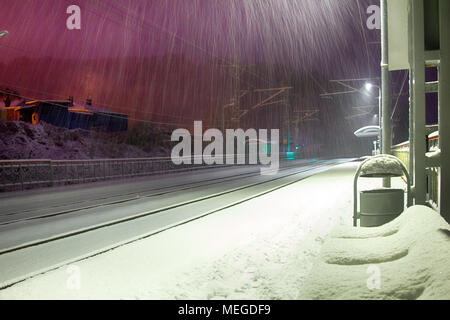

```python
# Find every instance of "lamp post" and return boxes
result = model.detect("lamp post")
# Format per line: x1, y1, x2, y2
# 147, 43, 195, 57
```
364, 83, 381, 153
365, 80, 391, 187
380, 0, 391, 188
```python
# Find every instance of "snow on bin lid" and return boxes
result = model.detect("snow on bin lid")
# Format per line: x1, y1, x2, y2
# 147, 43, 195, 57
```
360, 155, 404, 177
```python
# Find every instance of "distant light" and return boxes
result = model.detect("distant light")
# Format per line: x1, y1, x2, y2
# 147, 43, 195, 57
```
295, 146, 299, 150
0, 30, 8, 38
365, 83, 373, 91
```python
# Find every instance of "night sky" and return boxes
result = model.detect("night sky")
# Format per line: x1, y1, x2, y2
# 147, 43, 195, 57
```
1, 0, 416, 156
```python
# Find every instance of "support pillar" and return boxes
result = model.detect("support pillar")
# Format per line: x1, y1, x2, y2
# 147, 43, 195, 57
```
439, 0, 450, 222
410, 0, 427, 205
381, 0, 392, 187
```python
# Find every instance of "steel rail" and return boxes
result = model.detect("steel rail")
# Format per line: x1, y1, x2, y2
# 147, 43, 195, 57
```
0, 160, 338, 256
0, 160, 343, 290
0, 159, 311, 221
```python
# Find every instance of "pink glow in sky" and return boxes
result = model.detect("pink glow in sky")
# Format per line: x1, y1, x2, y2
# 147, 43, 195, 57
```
0, 0, 380, 128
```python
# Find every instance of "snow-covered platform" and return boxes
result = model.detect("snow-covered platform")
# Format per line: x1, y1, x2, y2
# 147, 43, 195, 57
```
0, 161, 448, 299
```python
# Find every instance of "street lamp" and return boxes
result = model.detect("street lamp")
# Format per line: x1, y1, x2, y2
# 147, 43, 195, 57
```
0, 30, 8, 38
365, 81, 391, 187
364, 82, 380, 95
364, 82, 382, 153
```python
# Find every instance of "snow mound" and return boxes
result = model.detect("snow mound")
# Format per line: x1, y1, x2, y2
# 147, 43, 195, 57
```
297, 205, 450, 300
426, 148, 441, 158
0, 121, 155, 159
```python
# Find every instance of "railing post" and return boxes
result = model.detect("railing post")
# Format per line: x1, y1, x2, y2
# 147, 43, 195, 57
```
65, 161, 68, 185
19, 163, 24, 191
49, 160, 54, 187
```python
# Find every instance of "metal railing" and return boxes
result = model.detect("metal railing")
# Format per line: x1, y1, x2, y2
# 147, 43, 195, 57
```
0, 152, 302, 192
426, 166, 440, 209
391, 141, 410, 172
392, 137, 440, 210
0, 159, 53, 191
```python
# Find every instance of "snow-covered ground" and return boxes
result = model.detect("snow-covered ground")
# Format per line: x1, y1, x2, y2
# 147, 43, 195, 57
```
0, 161, 448, 300
0, 121, 169, 160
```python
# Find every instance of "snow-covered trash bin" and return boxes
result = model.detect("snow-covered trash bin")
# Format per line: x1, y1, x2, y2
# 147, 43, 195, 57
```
353, 154, 411, 227
360, 189, 404, 227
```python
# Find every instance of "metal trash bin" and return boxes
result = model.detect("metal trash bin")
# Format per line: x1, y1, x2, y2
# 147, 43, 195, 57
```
360, 188, 404, 227
353, 154, 411, 227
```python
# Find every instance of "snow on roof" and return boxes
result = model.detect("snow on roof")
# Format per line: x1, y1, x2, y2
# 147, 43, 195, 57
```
298, 205, 450, 299
392, 140, 410, 150
428, 131, 439, 139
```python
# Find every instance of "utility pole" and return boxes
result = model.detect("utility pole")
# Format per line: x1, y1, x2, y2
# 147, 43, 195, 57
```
285, 90, 291, 152
222, 100, 225, 133
231, 56, 241, 129
251, 87, 292, 152
221, 58, 243, 131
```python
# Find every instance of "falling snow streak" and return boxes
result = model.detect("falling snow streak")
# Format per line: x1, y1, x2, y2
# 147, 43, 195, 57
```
1, 0, 382, 156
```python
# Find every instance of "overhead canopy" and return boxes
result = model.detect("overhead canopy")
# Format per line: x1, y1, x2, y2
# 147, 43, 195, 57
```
354, 126, 380, 138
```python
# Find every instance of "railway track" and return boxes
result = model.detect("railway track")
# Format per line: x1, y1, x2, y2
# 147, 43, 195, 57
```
0, 159, 317, 224
0, 159, 348, 289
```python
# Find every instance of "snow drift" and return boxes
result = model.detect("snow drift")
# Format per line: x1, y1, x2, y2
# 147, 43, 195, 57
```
0, 121, 169, 160
298, 205, 450, 300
